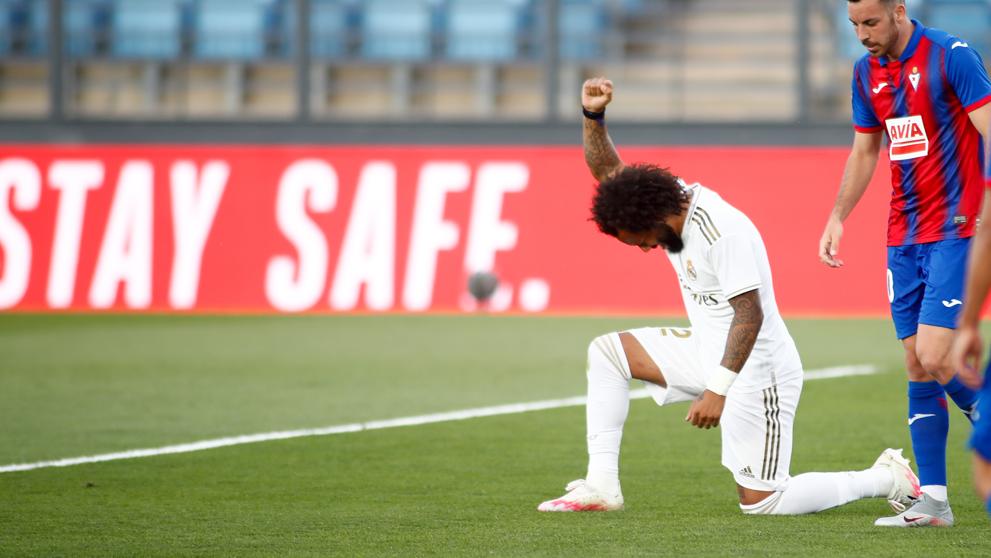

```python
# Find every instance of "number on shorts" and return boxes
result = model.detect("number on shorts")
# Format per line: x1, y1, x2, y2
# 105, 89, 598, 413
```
658, 327, 691, 338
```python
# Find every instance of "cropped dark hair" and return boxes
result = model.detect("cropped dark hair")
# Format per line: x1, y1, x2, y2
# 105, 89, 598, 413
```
590, 163, 690, 236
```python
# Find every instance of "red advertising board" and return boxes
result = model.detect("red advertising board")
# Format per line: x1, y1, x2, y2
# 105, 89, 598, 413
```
0, 145, 893, 315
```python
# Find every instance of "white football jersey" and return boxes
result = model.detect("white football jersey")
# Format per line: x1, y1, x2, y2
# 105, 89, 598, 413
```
664, 182, 803, 392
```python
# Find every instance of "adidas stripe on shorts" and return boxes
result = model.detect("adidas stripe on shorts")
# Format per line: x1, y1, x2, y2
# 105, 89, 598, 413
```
624, 326, 800, 492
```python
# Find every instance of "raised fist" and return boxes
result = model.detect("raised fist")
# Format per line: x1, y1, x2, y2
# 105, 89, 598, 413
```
582, 77, 613, 113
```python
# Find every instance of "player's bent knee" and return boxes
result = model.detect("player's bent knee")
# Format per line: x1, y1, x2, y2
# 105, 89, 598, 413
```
587, 333, 631, 380
916, 353, 950, 378
739, 491, 782, 515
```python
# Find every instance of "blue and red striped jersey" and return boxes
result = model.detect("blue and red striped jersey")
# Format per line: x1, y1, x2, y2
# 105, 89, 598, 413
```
851, 20, 991, 246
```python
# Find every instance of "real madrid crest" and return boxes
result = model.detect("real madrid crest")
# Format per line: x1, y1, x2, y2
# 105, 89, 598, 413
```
686, 259, 697, 281
909, 66, 921, 91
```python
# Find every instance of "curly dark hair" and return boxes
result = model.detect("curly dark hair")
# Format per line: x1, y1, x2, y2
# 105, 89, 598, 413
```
590, 163, 690, 236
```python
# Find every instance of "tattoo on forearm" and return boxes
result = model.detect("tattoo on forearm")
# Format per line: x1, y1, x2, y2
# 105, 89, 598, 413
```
583, 118, 623, 181
722, 290, 763, 372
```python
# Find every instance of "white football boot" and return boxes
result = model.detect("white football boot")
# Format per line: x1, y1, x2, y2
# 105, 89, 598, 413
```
537, 479, 624, 512
871, 448, 922, 512
874, 493, 954, 528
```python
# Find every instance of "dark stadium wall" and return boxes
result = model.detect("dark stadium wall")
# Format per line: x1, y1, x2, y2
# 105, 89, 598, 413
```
0, 144, 893, 316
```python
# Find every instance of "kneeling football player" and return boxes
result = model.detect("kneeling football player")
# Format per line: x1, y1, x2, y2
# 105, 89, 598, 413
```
538, 78, 922, 517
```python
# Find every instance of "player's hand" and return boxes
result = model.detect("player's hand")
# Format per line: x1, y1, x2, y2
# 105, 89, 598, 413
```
685, 390, 725, 429
818, 217, 844, 268
951, 325, 985, 389
582, 77, 614, 113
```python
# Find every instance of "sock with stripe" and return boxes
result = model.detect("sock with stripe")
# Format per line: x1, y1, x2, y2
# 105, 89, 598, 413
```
942, 375, 979, 424
584, 333, 631, 496
741, 469, 892, 515
908, 380, 949, 501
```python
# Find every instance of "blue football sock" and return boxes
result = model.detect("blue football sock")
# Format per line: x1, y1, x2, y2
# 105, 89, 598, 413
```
986, 497, 991, 520
908, 381, 949, 488
943, 375, 979, 424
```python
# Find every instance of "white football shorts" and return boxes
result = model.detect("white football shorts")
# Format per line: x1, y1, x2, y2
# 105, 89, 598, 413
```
624, 326, 801, 492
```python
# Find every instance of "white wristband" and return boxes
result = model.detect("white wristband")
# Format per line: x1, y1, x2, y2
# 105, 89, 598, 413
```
705, 365, 738, 396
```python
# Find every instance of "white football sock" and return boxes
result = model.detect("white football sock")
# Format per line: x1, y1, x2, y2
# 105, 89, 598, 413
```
584, 333, 631, 495
921, 485, 948, 501
742, 469, 892, 515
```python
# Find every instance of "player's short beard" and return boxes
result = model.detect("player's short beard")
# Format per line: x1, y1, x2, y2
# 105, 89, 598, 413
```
657, 223, 684, 253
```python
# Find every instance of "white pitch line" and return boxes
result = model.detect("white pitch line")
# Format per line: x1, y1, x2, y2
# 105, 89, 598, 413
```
0, 364, 878, 474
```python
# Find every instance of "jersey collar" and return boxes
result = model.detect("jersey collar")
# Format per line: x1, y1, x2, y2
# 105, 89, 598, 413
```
679, 180, 701, 240
879, 19, 924, 67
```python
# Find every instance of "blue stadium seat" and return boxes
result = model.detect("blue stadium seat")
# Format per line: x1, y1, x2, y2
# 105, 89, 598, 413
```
834, 0, 862, 60
193, 0, 271, 60
445, 1, 520, 61
111, 0, 183, 59
559, 0, 605, 60
0, 0, 15, 56
361, 0, 433, 61
927, 1, 991, 56
63, 0, 102, 58
310, 0, 350, 58
28, 0, 49, 55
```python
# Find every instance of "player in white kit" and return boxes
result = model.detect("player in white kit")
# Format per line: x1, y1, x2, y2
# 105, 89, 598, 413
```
537, 77, 923, 516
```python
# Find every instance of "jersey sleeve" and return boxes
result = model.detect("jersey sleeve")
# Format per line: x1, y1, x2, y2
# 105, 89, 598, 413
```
851, 65, 882, 132
708, 233, 762, 300
945, 41, 991, 112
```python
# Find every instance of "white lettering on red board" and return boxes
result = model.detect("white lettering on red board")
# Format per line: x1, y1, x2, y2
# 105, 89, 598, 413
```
268, 159, 537, 312
329, 161, 396, 311
0, 156, 542, 312
170, 161, 229, 309
88, 161, 154, 308
0, 158, 228, 309
265, 159, 337, 312
47, 160, 103, 308
401, 162, 472, 311
0, 159, 41, 308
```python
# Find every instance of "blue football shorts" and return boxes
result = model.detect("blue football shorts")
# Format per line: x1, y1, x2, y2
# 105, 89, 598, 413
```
971, 359, 991, 462
886, 238, 971, 340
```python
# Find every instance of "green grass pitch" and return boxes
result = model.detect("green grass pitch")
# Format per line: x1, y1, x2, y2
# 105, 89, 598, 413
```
1, 314, 988, 556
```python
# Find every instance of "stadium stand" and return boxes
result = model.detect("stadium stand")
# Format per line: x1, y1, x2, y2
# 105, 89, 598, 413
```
559, 0, 607, 60
0, 1, 13, 57
0, 0, 49, 115
925, 0, 991, 55
26, 0, 49, 55
310, 0, 350, 59
63, 0, 104, 58
1, 0, 989, 121
445, 0, 522, 61
193, 0, 270, 60
111, 0, 182, 59
361, 0, 433, 61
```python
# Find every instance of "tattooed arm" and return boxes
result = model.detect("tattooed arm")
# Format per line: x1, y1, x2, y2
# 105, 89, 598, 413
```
721, 289, 764, 373
581, 77, 625, 182
686, 289, 763, 430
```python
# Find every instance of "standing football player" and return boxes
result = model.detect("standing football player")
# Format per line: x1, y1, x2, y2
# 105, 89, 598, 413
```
537, 77, 922, 517
818, 0, 991, 527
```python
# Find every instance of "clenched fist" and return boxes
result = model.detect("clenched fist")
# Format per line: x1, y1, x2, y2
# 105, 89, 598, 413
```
582, 77, 614, 113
